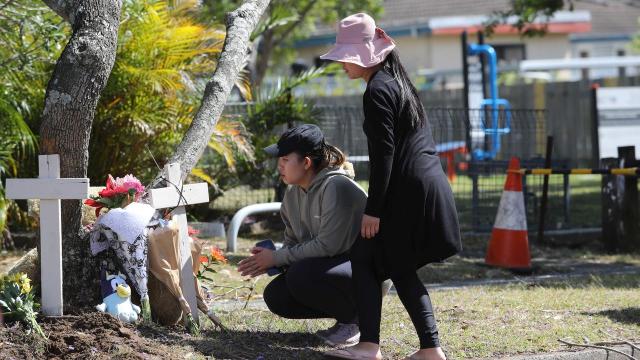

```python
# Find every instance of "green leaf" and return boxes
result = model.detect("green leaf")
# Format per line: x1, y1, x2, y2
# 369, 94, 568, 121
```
197, 275, 216, 283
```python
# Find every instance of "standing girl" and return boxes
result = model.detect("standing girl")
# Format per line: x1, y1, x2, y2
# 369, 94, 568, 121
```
320, 13, 462, 360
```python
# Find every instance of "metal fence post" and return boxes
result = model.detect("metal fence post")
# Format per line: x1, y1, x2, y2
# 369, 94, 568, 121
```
471, 162, 480, 232
537, 136, 554, 244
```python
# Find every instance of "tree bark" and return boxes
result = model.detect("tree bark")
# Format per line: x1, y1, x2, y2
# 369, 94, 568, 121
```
155, 0, 270, 185
252, 28, 274, 89
39, 0, 122, 307
251, 0, 318, 89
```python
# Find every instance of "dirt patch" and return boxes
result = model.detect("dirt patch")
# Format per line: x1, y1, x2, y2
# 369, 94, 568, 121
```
0, 250, 26, 274
0, 312, 192, 359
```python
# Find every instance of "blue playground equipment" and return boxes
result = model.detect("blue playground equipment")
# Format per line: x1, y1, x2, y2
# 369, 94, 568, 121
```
467, 43, 512, 160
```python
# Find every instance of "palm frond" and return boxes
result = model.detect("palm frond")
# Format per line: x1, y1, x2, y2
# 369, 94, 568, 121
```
207, 117, 255, 170
0, 186, 7, 237
236, 67, 253, 102
0, 145, 17, 179
190, 167, 216, 186
0, 98, 37, 175
261, 65, 337, 101
251, 4, 299, 41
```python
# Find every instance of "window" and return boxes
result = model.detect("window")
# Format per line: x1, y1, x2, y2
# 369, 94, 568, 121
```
579, 50, 589, 79
492, 44, 526, 67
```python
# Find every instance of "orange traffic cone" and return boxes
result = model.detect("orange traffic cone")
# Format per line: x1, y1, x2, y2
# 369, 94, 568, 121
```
485, 157, 531, 269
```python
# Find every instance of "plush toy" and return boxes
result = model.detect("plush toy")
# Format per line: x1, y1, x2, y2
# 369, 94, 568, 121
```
96, 271, 141, 323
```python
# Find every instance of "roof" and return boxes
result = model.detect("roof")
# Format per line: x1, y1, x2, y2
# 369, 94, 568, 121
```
571, 0, 640, 37
305, 0, 640, 41
378, 0, 639, 36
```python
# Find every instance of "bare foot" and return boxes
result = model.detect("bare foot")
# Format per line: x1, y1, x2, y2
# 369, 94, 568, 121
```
403, 347, 446, 360
324, 342, 382, 360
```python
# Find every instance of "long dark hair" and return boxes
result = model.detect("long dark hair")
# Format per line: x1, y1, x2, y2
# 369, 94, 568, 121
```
298, 142, 345, 170
381, 49, 426, 130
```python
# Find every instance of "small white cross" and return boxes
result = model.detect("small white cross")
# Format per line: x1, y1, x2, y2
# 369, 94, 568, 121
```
5, 155, 89, 316
149, 163, 209, 326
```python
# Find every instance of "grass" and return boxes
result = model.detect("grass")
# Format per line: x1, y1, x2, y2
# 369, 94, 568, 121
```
188, 234, 640, 359
429, 274, 640, 359
210, 186, 275, 212
191, 273, 640, 359
200, 233, 640, 299
2, 233, 638, 359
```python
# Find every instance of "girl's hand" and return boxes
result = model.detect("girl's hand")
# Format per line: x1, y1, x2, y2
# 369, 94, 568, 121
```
361, 214, 380, 239
237, 247, 275, 277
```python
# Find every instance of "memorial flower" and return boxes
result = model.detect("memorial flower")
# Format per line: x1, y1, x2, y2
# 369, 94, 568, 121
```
84, 174, 145, 217
0, 273, 45, 337
197, 247, 228, 282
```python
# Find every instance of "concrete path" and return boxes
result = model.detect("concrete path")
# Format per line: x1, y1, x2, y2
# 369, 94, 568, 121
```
497, 345, 637, 360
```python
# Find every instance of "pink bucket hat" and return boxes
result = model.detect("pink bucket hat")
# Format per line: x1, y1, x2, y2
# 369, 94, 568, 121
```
320, 13, 395, 68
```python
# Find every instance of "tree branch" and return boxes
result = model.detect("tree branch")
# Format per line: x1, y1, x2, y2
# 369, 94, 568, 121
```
599, 329, 640, 353
272, 0, 319, 47
40, 0, 71, 23
156, 0, 270, 184
558, 339, 638, 360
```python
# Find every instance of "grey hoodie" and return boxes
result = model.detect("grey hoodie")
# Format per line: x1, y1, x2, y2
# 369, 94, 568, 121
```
272, 165, 367, 267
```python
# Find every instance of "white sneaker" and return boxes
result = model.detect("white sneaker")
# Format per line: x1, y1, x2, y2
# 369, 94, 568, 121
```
316, 322, 360, 347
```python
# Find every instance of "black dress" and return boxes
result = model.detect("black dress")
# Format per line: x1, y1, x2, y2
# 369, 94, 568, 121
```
362, 69, 462, 276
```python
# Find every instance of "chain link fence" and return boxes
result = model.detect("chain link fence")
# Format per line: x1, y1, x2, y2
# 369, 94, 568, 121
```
211, 103, 599, 233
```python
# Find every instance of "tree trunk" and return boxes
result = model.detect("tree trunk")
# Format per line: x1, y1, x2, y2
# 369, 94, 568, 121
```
39, 0, 122, 307
155, 0, 270, 185
252, 28, 275, 89
250, 0, 318, 89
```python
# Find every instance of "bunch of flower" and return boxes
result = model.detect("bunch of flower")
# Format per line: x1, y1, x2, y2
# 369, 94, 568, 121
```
84, 174, 145, 217
0, 273, 45, 337
197, 247, 228, 282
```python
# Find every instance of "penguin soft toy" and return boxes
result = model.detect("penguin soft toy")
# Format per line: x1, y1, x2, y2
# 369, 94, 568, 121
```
96, 271, 141, 323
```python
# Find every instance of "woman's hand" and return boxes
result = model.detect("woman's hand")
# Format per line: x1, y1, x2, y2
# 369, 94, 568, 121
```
361, 214, 380, 239
237, 247, 275, 277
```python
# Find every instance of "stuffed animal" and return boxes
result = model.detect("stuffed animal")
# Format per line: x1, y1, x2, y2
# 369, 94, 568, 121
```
96, 271, 141, 323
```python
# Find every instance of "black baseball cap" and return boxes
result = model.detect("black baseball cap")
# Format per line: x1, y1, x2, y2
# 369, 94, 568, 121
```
264, 124, 325, 157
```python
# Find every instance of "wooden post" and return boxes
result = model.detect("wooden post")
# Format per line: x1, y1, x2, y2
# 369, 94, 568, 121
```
563, 173, 571, 224
618, 146, 639, 252
600, 157, 620, 252
590, 85, 601, 168
149, 163, 209, 326
5, 155, 89, 316
601, 146, 639, 253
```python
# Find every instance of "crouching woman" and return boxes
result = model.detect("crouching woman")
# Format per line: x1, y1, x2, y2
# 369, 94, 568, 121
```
238, 124, 366, 347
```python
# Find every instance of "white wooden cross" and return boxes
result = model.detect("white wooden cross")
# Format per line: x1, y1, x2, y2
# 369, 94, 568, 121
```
149, 163, 209, 325
5, 154, 89, 316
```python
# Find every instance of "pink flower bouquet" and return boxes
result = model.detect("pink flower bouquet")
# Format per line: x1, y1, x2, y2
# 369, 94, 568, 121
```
84, 174, 146, 217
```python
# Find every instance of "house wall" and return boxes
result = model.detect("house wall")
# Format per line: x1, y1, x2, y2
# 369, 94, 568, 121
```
297, 33, 571, 74
295, 33, 638, 84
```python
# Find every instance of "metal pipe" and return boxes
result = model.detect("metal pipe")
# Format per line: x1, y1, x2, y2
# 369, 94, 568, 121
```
226, 202, 282, 252
468, 43, 501, 159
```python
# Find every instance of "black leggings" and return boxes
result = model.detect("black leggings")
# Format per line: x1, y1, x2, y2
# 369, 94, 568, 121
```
263, 253, 357, 324
350, 236, 440, 349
